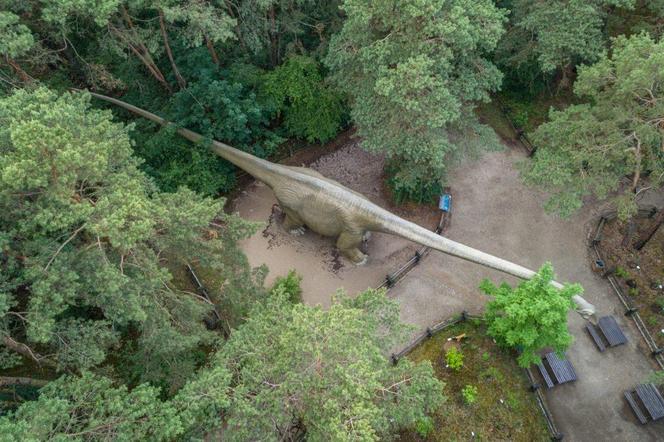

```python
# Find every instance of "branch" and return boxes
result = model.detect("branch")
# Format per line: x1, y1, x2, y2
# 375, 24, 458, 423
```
1, 335, 57, 368
44, 224, 85, 271
0, 376, 49, 388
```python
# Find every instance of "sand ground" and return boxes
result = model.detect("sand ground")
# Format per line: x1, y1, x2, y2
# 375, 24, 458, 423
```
232, 139, 664, 441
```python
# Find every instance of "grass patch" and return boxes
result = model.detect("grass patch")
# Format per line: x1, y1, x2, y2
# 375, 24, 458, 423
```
401, 321, 550, 442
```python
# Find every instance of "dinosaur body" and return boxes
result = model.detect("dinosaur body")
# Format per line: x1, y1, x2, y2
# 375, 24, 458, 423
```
89, 92, 595, 318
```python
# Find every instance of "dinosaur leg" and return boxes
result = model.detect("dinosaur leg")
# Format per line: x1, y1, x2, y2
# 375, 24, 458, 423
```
337, 231, 367, 265
281, 207, 306, 236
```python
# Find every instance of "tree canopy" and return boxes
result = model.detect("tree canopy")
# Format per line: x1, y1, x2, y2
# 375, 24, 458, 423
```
216, 288, 443, 441
325, 0, 506, 202
523, 33, 664, 219
0, 87, 264, 386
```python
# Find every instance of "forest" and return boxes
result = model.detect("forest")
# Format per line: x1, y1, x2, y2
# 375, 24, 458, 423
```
0, 0, 663, 440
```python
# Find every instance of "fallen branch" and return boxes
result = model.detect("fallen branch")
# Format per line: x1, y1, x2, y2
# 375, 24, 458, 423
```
0, 376, 49, 388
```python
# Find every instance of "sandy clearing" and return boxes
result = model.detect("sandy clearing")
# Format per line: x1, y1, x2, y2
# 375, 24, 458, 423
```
232, 135, 664, 441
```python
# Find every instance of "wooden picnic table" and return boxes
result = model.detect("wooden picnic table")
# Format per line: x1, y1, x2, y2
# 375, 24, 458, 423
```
544, 351, 577, 385
635, 383, 664, 422
598, 315, 628, 347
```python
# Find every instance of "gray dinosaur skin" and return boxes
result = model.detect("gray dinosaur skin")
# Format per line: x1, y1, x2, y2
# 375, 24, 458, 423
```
89, 92, 595, 318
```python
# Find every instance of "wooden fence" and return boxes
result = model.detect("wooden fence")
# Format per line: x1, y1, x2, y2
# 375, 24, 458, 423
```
590, 210, 664, 370
493, 96, 537, 156
375, 195, 452, 291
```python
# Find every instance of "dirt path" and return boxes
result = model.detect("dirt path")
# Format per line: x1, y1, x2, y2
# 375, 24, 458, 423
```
390, 148, 664, 440
232, 137, 664, 440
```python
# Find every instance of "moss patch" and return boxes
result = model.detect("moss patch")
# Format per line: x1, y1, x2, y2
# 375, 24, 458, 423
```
401, 320, 550, 442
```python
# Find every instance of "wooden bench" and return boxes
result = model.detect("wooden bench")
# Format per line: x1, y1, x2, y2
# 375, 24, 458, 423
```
585, 323, 606, 352
624, 391, 648, 424
598, 315, 628, 347
537, 362, 554, 389
545, 352, 577, 384
635, 383, 664, 421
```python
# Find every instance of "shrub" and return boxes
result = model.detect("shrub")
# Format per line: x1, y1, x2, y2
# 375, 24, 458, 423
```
512, 109, 529, 130
657, 297, 664, 313
263, 55, 345, 143
386, 160, 442, 205
462, 385, 478, 405
414, 416, 435, 438
481, 351, 490, 362
615, 266, 630, 279
445, 347, 464, 371
628, 287, 639, 297
270, 270, 303, 304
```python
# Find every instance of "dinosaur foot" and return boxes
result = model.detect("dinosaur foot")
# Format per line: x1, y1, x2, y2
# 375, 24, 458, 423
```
354, 255, 368, 266
289, 226, 306, 236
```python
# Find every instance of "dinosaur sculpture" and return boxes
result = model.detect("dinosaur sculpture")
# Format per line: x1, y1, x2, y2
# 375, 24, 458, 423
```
88, 92, 595, 318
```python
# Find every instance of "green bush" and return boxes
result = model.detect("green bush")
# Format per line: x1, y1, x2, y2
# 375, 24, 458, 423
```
628, 287, 639, 297
263, 55, 345, 143
414, 416, 435, 438
132, 67, 282, 196
482, 351, 490, 362
615, 266, 630, 279
270, 270, 303, 304
386, 161, 442, 205
657, 297, 664, 313
462, 385, 478, 405
512, 109, 529, 130
445, 347, 464, 371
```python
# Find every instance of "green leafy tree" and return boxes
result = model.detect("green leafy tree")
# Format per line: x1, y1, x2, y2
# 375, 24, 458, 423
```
128, 65, 282, 195
0, 370, 231, 440
325, 0, 506, 203
497, 0, 635, 88
233, 0, 343, 67
480, 263, 579, 367
0, 88, 264, 387
264, 55, 345, 142
523, 33, 664, 219
218, 288, 444, 440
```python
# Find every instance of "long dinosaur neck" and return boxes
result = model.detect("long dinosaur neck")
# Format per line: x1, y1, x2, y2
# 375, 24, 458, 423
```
371, 209, 595, 318
87, 92, 280, 186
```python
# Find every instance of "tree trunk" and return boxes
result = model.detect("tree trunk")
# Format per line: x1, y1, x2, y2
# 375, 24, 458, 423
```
621, 219, 637, 248
158, 10, 186, 89
635, 209, 664, 250
2, 336, 57, 368
205, 35, 220, 66
622, 135, 642, 249
4, 56, 32, 83
116, 6, 172, 93
268, 6, 278, 67
0, 376, 49, 388
557, 63, 574, 93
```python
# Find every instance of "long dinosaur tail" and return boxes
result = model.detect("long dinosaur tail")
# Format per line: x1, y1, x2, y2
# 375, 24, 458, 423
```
374, 211, 596, 318
85, 91, 281, 185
